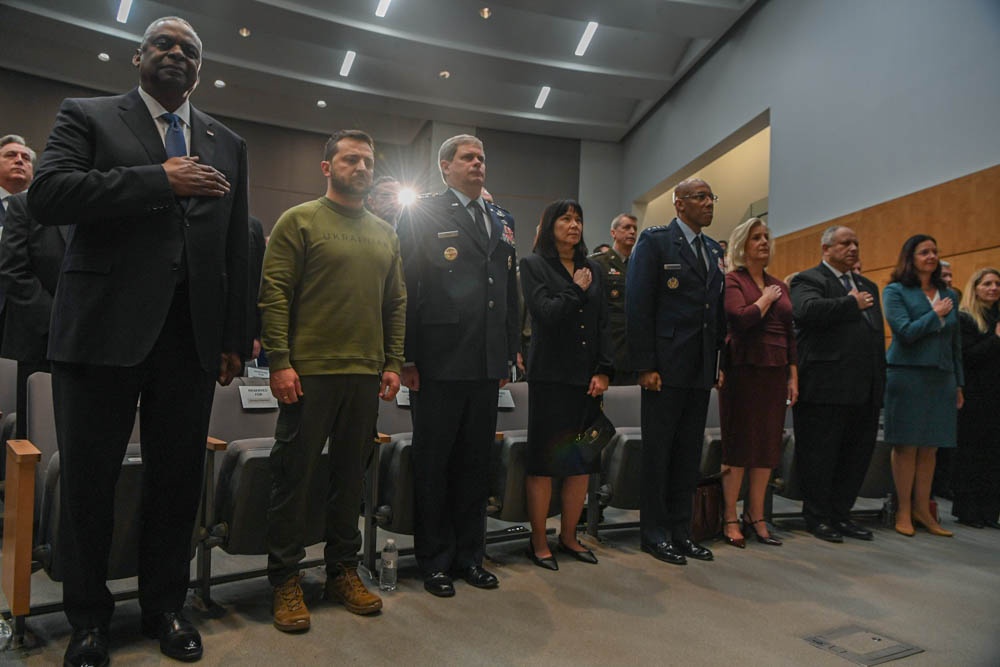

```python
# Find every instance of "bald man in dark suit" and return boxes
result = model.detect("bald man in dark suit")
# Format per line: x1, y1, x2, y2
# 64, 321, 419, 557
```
28, 16, 249, 666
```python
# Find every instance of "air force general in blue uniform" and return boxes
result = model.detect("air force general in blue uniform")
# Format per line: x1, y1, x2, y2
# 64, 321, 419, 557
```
396, 135, 519, 598
626, 178, 726, 566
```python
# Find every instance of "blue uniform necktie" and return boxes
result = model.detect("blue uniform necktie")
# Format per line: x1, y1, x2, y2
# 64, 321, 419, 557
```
161, 112, 187, 158
469, 201, 490, 241
694, 235, 708, 276
840, 273, 853, 292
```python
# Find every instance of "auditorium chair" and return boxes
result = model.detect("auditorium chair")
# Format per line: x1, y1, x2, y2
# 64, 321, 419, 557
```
0, 358, 19, 485
2, 371, 141, 634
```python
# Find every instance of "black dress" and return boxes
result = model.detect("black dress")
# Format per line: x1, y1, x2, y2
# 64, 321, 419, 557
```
520, 252, 614, 477
953, 305, 1000, 523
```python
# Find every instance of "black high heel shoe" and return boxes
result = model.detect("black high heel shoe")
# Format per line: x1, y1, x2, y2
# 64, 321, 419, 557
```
526, 547, 559, 571
723, 520, 745, 549
557, 539, 599, 564
742, 514, 782, 546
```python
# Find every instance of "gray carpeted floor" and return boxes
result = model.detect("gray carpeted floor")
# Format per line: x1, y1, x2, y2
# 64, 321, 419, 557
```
3, 501, 1000, 666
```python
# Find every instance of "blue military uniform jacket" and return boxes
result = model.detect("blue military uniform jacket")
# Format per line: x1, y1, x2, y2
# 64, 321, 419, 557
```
625, 218, 726, 389
397, 189, 519, 381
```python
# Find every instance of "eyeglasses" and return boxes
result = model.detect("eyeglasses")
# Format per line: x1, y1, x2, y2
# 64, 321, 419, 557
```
676, 193, 719, 203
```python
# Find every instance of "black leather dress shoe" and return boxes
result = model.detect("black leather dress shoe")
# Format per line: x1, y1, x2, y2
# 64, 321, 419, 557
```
557, 540, 599, 564
64, 627, 110, 667
810, 523, 845, 543
640, 541, 686, 565
832, 520, 874, 540
455, 564, 499, 589
141, 611, 202, 662
674, 538, 714, 561
423, 572, 456, 597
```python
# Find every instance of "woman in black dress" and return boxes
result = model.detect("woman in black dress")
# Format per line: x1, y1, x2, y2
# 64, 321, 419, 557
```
520, 199, 613, 570
953, 268, 1000, 528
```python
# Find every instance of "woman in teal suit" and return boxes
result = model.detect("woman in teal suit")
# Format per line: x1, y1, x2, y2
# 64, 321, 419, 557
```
883, 234, 964, 538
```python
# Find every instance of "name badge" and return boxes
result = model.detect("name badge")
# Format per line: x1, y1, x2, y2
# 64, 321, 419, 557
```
247, 366, 270, 379
663, 263, 682, 271
437, 230, 460, 239
239, 385, 279, 409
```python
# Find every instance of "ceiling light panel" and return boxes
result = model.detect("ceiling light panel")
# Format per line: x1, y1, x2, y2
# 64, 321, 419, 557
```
116, 0, 132, 23
340, 50, 356, 77
534, 86, 551, 109
375, 0, 392, 18
575, 22, 598, 57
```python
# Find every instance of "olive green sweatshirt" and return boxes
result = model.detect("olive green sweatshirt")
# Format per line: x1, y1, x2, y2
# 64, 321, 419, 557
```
259, 196, 406, 376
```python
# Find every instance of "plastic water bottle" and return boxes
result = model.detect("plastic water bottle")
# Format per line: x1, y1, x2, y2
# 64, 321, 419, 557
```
379, 539, 398, 591
0, 617, 12, 650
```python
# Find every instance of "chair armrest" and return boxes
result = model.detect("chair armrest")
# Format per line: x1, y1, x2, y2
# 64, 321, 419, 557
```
375, 432, 391, 444
3, 439, 42, 616
206, 437, 228, 452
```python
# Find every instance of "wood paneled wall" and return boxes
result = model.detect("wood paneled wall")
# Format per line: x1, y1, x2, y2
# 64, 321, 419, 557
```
770, 164, 1000, 298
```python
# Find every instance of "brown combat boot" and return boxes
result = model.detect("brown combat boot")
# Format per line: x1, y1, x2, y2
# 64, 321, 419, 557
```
325, 562, 382, 615
273, 574, 310, 632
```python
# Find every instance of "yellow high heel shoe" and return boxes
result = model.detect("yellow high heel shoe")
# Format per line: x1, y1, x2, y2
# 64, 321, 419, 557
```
913, 514, 953, 537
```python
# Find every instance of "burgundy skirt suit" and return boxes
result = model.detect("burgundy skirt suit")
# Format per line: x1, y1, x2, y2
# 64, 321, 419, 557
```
720, 268, 797, 468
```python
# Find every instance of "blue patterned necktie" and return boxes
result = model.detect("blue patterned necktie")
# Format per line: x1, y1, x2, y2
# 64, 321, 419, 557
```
161, 112, 187, 158
840, 273, 853, 292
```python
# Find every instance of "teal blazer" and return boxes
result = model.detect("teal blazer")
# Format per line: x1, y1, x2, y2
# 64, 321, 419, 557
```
883, 282, 964, 386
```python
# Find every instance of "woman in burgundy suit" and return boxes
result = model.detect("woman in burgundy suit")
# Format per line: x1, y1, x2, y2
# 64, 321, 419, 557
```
719, 218, 798, 547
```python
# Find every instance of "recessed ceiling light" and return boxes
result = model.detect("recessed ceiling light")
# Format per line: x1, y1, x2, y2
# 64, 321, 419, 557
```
534, 86, 551, 109
214, 80, 226, 88
439, 70, 451, 79
317, 100, 327, 109
238, 27, 251, 37
340, 50, 356, 77
116, 0, 132, 23
480, 7, 492, 19
575, 21, 599, 57
375, 0, 392, 18
97, 52, 110, 62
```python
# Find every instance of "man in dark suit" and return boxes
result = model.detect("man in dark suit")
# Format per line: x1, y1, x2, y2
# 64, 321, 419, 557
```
626, 178, 725, 565
0, 135, 37, 346
0, 192, 66, 439
28, 16, 249, 666
397, 134, 518, 597
790, 225, 885, 543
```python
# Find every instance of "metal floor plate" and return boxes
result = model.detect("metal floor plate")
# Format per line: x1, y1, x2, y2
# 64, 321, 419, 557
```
805, 625, 924, 666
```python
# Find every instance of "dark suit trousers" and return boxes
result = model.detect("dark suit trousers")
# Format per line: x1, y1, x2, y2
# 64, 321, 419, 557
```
411, 379, 498, 575
15, 359, 50, 440
640, 386, 710, 544
266, 374, 379, 585
793, 401, 879, 527
52, 289, 215, 630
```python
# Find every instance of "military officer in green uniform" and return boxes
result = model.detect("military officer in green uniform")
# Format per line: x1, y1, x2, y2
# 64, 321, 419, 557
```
590, 213, 638, 385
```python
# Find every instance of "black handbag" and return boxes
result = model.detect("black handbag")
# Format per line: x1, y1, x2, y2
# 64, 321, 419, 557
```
574, 404, 616, 466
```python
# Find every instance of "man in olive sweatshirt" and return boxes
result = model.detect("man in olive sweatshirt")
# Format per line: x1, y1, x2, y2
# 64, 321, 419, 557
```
259, 129, 406, 632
